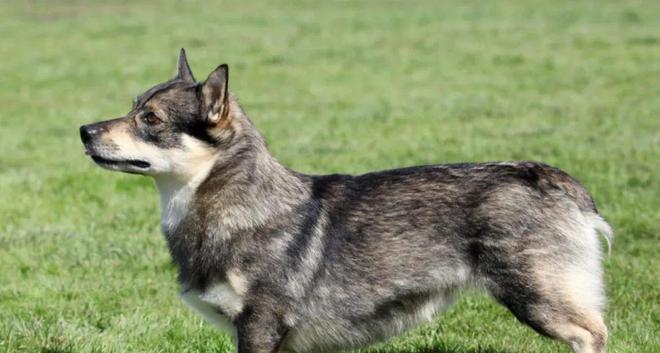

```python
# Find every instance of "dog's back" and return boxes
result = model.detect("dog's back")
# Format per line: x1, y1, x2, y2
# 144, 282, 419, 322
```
282, 161, 610, 353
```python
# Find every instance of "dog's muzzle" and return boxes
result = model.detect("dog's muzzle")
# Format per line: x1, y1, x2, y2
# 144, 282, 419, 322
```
79, 119, 151, 173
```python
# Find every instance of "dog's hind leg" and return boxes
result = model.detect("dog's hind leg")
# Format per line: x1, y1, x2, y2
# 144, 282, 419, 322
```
493, 285, 607, 353
541, 316, 608, 353
484, 263, 608, 353
481, 214, 609, 352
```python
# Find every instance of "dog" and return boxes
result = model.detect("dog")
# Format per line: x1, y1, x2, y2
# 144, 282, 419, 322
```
80, 49, 612, 353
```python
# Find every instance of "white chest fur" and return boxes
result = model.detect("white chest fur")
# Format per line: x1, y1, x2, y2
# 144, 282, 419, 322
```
179, 269, 249, 334
154, 135, 220, 235
180, 282, 244, 335
158, 184, 193, 235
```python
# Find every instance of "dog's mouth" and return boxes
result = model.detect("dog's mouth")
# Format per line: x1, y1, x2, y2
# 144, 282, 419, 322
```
90, 155, 151, 169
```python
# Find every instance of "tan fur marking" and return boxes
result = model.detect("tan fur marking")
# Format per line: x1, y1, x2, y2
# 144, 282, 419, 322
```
227, 268, 249, 296
544, 318, 607, 353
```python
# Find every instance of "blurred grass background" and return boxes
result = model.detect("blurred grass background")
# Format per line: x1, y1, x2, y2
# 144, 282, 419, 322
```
0, 1, 658, 352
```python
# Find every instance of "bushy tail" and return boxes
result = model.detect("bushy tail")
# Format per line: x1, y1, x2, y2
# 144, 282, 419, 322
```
533, 163, 613, 256
586, 212, 614, 257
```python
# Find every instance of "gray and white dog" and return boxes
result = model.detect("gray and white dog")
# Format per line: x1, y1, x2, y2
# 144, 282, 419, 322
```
80, 50, 612, 353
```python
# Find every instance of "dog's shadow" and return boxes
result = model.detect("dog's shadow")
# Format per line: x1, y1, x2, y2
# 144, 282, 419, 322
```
41, 342, 509, 353
40, 348, 74, 353
360, 345, 509, 353
41, 348, 506, 353
382, 350, 504, 353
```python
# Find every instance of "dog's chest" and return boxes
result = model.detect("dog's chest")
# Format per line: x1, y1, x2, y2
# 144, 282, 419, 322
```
180, 282, 245, 334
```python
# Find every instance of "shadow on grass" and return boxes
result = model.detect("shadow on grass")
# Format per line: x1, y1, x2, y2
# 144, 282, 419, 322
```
38, 335, 511, 353
379, 349, 505, 353
40, 347, 75, 353
39, 345, 507, 353
366, 344, 509, 353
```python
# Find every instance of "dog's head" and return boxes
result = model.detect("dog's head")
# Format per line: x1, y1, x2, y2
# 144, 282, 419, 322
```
80, 49, 244, 178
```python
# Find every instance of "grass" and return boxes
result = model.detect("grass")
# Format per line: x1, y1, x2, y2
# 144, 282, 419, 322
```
0, 0, 658, 352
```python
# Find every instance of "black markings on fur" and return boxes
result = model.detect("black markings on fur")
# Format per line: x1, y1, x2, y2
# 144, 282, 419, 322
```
105, 64, 608, 353
286, 201, 322, 269
369, 291, 433, 323
235, 304, 289, 353
214, 306, 229, 318
169, 158, 605, 347
134, 80, 182, 109
127, 79, 236, 149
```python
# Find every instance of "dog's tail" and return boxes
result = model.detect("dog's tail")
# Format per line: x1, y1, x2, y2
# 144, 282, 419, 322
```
533, 163, 613, 256
585, 212, 614, 257
550, 176, 613, 257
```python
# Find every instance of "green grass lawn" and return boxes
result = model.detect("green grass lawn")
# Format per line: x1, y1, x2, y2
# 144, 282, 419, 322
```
1, 1, 658, 352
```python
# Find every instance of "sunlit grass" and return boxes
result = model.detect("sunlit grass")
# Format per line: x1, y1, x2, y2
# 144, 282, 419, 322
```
1, 1, 658, 352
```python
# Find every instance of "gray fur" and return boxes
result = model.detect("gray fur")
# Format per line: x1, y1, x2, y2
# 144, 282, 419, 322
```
80, 51, 612, 353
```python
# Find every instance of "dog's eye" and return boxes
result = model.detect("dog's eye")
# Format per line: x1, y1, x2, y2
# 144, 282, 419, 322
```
142, 112, 162, 125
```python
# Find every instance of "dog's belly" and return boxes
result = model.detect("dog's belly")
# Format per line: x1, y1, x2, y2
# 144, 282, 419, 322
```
283, 289, 455, 353
180, 283, 243, 338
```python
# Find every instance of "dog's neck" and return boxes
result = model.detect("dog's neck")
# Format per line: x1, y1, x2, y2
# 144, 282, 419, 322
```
154, 134, 310, 238
154, 154, 218, 236
195, 141, 310, 234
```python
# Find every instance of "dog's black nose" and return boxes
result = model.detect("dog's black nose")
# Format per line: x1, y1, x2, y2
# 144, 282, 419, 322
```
80, 119, 118, 144
80, 125, 94, 144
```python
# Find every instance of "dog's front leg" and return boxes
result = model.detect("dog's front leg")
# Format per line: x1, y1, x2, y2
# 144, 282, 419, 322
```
235, 306, 287, 353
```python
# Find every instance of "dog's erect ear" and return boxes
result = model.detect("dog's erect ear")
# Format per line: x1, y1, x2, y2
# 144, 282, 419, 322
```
201, 64, 229, 125
176, 48, 195, 82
